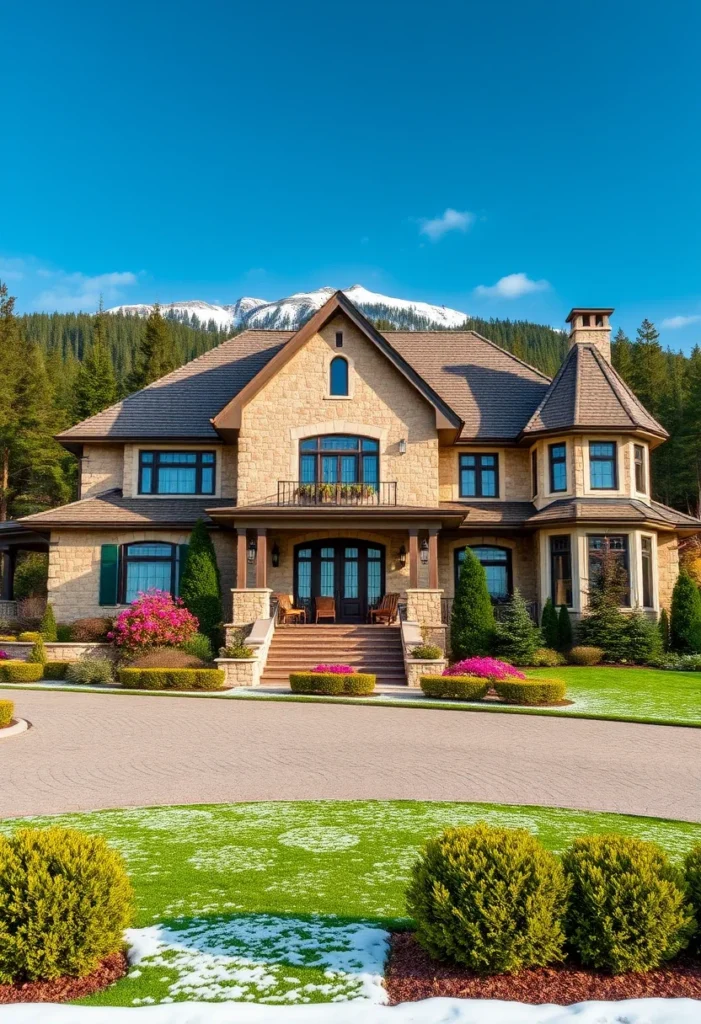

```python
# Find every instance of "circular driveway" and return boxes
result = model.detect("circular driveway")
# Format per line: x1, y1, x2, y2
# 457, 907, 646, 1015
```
3, 688, 701, 821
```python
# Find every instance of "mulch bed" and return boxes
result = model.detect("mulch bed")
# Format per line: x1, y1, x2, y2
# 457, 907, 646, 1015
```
386, 932, 701, 1004
0, 951, 128, 1003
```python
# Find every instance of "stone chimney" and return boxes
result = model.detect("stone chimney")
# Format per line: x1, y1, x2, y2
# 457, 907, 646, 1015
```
566, 308, 613, 362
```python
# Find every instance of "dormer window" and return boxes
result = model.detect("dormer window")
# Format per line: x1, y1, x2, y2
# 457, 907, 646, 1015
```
329, 356, 349, 396
138, 450, 215, 495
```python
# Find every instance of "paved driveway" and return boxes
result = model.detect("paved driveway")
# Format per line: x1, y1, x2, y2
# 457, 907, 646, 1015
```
2, 688, 700, 821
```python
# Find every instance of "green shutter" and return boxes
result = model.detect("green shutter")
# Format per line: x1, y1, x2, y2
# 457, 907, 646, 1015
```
99, 544, 119, 606
176, 544, 189, 596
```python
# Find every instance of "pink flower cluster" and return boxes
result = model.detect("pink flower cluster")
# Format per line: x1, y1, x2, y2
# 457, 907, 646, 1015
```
108, 590, 198, 654
0, 650, 8, 660
443, 657, 526, 681
310, 664, 354, 674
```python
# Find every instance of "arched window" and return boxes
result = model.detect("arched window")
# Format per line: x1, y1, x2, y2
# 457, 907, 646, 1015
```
454, 545, 512, 603
329, 356, 349, 396
299, 435, 379, 485
121, 542, 182, 603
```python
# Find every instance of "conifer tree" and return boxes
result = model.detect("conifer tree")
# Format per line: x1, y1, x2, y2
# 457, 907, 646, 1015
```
40, 603, 58, 641
611, 328, 635, 382
450, 548, 495, 659
557, 604, 573, 652
630, 319, 666, 417
658, 608, 671, 652
127, 303, 179, 391
670, 570, 701, 654
179, 519, 222, 643
74, 299, 117, 419
494, 589, 542, 664
540, 597, 559, 650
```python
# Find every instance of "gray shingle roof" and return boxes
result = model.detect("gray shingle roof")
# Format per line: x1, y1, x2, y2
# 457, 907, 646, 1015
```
440, 501, 535, 526
527, 497, 700, 528
19, 490, 224, 527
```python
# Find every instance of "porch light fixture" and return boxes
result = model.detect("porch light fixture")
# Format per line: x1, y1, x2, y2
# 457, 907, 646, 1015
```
271, 543, 280, 568
247, 538, 257, 563
397, 545, 407, 569
398, 438, 407, 455
420, 538, 429, 564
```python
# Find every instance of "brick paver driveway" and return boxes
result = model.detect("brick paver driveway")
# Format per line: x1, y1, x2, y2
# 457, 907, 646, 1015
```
2, 688, 700, 821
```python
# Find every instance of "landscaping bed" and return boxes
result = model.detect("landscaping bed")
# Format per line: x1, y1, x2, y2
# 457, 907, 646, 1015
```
0, 952, 127, 1004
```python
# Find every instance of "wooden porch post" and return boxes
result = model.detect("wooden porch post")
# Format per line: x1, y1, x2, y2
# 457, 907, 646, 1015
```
428, 529, 439, 589
236, 529, 247, 589
409, 529, 419, 589
256, 529, 267, 589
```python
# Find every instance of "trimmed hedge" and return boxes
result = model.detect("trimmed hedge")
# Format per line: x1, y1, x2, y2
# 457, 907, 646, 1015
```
0, 700, 14, 728
289, 671, 376, 696
420, 675, 489, 701
0, 661, 43, 683
493, 677, 566, 705
17, 632, 41, 643
43, 661, 70, 680
118, 667, 226, 691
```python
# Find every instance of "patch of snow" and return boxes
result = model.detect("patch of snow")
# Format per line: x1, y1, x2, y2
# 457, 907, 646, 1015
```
188, 846, 277, 873
278, 828, 361, 852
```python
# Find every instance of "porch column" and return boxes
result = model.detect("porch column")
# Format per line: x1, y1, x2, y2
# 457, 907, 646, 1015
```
256, 529, 267, 589
428, 529, 439, 589
409, 529, 419, 589
236, 529, 247, 589
1, 549, 15, 601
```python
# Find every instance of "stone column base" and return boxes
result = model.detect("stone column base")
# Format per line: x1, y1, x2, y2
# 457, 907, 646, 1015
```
230, 588, 272, 626
405, 588, 444, 626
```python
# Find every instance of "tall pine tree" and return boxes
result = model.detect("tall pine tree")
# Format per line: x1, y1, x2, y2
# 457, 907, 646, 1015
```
74, 299, 117, 419
128, 303, 179, 391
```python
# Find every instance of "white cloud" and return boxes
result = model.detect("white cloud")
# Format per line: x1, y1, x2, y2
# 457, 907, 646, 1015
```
419, 208, 475, 242
661, 314, 701, 329
0, 257, 26, 282
35, 270, 138, 312
474, 272, 550, 300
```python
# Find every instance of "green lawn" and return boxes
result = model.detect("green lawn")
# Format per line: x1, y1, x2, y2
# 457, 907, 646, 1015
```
3, 800, 700, 1007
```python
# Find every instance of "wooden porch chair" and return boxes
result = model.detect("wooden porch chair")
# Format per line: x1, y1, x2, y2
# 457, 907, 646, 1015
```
274, 593, 306, 624
369, 592, 399, 624
315, 596, 336, 623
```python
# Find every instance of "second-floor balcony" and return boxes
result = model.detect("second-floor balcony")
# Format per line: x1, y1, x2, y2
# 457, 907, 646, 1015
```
277, 480, 398, 507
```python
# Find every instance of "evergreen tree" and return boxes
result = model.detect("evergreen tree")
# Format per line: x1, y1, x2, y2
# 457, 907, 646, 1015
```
670, 570, 701, 653
450, 548, 495, 659
578, 548, 631, 661
39, 603, 58, 641
127, 303, 179, 391
179, 519, 222, 642
73, 299, 117, 419
540, 598, 559, 649
611, 328, 635, 382
494, 589, 542, 664
658, 608, 671, 652
629, 319, 666, 417
557, 605, 573, 652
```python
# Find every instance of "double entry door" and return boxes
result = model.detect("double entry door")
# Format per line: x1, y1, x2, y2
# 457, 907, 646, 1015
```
294, 540, 385, 622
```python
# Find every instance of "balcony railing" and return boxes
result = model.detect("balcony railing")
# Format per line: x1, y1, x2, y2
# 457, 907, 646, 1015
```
277, 481, 398, 507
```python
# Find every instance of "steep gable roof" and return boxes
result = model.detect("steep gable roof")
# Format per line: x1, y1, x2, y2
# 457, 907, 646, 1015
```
521, 343, 667, 441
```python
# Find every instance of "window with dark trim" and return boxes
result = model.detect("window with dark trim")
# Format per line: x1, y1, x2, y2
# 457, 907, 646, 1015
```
582, 314, 591, 327
335, 331, 343, 348
329, 356, 349, 395
138, 450, 215, 495
455, 545, 512, 602
531, 450, 538, 498
641, 536, 654, 608
459, 453, 499, 498
120, 542, 183, 603
550, 535, 573, 607
634, 444, 646, 493
549, 443, 567, 493
588, 534, 630, 606
299, 435, 379, 485
589, 441, 617, 489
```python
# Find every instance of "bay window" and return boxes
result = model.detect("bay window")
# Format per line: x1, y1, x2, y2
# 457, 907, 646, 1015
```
548, 443, 567, 493
550, 535, 573, 607
588, 534, 630, 606
589, 441, 617, 489
641, 536, 654, 608
634, 444, 647, 493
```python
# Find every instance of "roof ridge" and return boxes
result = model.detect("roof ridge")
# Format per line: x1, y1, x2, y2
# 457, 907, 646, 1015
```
19, 487, 123, 521
594, 349, 668, 434
585, 345, 637, 427
521, 345, 574, 433
461, 330, 552, 382
573, 344, 582, 425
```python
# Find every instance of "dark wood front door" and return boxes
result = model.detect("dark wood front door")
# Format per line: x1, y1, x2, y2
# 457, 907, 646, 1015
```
294, 540, 385, 623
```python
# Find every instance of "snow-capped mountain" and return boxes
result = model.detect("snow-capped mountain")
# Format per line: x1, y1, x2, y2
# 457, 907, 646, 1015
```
107, 285, 469, 333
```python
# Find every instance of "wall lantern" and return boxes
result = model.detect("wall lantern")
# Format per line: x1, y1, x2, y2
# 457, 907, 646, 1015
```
420, 538, 429, 564
397, 545, 407, 569
398, 438, 407, 455
247, 538, 257, 563
271, 543, 280, 568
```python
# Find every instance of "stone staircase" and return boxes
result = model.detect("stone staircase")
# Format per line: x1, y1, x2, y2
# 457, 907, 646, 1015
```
260, 624, 406, 686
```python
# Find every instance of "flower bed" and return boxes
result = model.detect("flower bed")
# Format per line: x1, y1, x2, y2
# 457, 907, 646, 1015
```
444, 657, 526, 681
420, 676, 489, 700
289, 671, 376, 696
118, 668, 226, 691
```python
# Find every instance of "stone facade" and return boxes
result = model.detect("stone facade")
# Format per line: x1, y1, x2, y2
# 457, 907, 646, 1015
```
657, 532, 679, 613
230, 588, 272, 626
438, 533, 537, 604
439, 448, 531, 502
80, 445, 124, 498
120, 444, 237, 500
405, 589, 443, 626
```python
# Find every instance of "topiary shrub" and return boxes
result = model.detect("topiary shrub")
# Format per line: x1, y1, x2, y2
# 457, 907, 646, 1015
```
493, 677, 566, 705
0, 700, 14, 727
39, 603, 58, 642
118, 667, 226, 691
406, 823, 569, 974
562, 834, 694, 974
43, 661, 70, 680
128, 648, 207, 669
180, 631, 214, 663
65, 658, 114, 686
450, 548, 495, 659
557, 604, 573, 652
179, 519, 222, 644
494, 590, 542, 665
671, 570, 701, 654
289, 671, 375, 696
658, 608, 671, 652
0, 661, 43, 683
529, 647, 566, 667
568, 645, 604, 666
27, 637, 47, 665
70, 617, 113, 643
684, 845, 701, 954
541, 598, 559, 650
420, 676, 489, 700
0, 827, 134, 982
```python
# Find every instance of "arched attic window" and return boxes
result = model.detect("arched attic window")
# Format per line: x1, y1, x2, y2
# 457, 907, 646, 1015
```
329, 356, 349, 396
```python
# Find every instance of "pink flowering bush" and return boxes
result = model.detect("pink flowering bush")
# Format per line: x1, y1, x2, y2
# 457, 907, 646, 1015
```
310, 664, 354, 674
443, 656, 526, 681
0, 651, 8, 660
108, 590, 198, 655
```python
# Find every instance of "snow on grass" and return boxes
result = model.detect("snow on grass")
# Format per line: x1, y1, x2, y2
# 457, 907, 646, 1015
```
278, 828, 360, 852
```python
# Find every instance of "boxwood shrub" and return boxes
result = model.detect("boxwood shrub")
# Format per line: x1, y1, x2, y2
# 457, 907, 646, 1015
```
0, 827, 134, 983
0, 661, 43, 683
118, 667, 226, 691
493, 677, 566, 705
289, 671, 375, 696
43, 661, 70, 680
0, 700, 14, 728
420, 675, 489, 700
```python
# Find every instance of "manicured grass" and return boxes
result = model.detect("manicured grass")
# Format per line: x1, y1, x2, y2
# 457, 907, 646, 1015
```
3, 800, 700, 1007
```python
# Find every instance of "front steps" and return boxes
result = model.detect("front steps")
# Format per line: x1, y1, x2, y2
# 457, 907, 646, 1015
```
260, 624, 406, 686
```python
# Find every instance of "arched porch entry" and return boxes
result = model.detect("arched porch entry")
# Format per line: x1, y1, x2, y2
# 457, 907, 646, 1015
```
293, 539, 385, 623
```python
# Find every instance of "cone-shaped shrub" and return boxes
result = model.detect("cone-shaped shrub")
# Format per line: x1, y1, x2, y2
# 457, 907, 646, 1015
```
179, 519, 222, 644
406, 823, 569, 974
494, 589, 542, 665
684, 845, 701, 954
562, 834, 694, 974
557, 604, 573, 651
670, 570, 701, 654
27, 636, 47, 665
39, 603, 57, 642
450, 549, 495, 659
0, 827, 134, 982
659, 608, 671, 652
541, 598, 559, 650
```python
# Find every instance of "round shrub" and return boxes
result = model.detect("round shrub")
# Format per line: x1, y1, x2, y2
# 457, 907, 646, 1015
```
128, 647, 207, 669
65, 657, 114, 686
289, 671, 375, 696
219, 643, 254, 659
684, 845, 701, 954
118, 667, 226, 690
410, 644, 443, 660
180, 631, 214, 663
562, 834, 694, 974
18, 631, 41, 643
70, 617, 113, 642
568, 645, 604, 666
444, 657, 525, 681
0, 700, 14, 727
493, 677, 566, 705
420, 675, 489, 700
0, 661, 43, 683
0, 827, 134, 983
406, 823, 569, 974
43, 660, 70, 680
529, 647, 566, 667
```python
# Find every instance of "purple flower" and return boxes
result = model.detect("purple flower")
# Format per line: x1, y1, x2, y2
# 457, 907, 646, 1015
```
310, 664, 354, 674
443, 657, 525, 681
0, 650, 8, 661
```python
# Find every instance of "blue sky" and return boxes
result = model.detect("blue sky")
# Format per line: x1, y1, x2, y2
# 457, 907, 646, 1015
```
2, 0, 700, 346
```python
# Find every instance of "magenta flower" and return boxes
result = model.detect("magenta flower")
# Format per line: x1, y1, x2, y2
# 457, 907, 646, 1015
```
0, 650, 8, 661
108, 589, 198, 655
310, 664, 354, 674
443, 657, 525, 681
